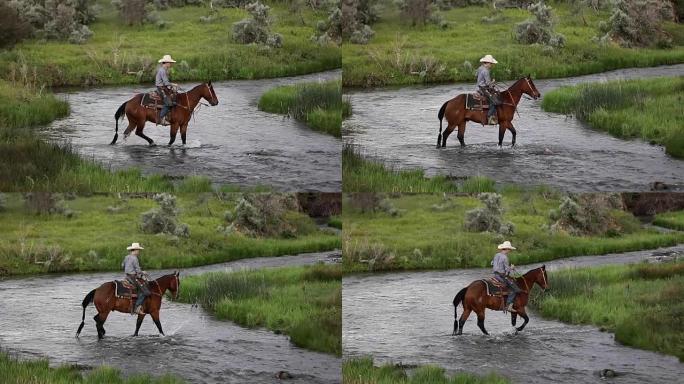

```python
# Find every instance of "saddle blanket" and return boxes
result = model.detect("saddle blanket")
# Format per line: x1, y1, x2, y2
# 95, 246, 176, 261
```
480, 277, 509, 297
465, 93, 490, 110
114, 280, 138, 299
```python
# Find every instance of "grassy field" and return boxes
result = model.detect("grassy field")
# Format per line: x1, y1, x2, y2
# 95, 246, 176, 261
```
175, 264, 341, 355
653, 210, 684, 231
0, 193, 340, 276
342, 3, 684, 87
343, 192, 684, 272
343, 357, 510, 384
0, 352, 182, 383
0, 2, 340, 87
258, 80, 343, 137
542, 76, 684, 158
343, 144, 499, 193
529, 261, 684, 361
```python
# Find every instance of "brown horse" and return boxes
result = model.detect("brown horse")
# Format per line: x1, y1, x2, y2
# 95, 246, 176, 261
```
437, 76, 541, 148
452, 265, 548, 336
76, 272, 180, 339
110, 82, 219, 146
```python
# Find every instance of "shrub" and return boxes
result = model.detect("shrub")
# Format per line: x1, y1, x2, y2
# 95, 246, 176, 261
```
464, 193, 515, 235
547, 193, 637, 236
224, 193, 316, 237
0, 2, 32, 48
232, 1, 284, 48
597, 0, 674, 47
140, 193, 190, 237
312, 6, 342, 45
342, 0, 377, 44
515, 1, 566, 48
397, 0, 444, 27
8, 0, 96, 43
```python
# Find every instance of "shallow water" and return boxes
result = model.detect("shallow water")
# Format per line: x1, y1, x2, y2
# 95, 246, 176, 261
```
343, 246, 684, 383
0, 251, 341, 383
44, 71, 341, 192
344, 65, 684, 191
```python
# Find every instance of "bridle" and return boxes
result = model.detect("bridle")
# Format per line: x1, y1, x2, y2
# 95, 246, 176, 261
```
517, 266, 547, 293
206, 83, 217, 104
150, 273, 180, 299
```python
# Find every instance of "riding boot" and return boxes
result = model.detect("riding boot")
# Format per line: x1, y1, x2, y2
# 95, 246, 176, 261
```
506, 303, 516, 313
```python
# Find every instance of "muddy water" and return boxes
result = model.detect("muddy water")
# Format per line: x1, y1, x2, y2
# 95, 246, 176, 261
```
344, 65, 684, 191
343, 246, 684, 383
0, 251, 341, 383
44, 71, 341, 192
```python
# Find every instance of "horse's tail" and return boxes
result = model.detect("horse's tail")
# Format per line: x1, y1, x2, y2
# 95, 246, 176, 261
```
110, 101, 127, 145
437, 101, 448, 147
76, 289, 96, 337
452, 287, 467, 335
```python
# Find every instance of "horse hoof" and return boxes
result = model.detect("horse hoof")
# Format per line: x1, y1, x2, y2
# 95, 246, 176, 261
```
149, 142, 157, 147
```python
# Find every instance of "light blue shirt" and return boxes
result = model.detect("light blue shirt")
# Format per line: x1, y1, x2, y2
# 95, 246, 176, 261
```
155, 66, 171, 87
122, 254, 142, 275
492, 252, 512, 275
476, 65, 493, 88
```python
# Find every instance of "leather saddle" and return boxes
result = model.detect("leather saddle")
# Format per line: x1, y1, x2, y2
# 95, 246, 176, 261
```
480, 277, 510, 297
140, 90, 176, 109
114, 279, 138, 299
465, 92, 490, 110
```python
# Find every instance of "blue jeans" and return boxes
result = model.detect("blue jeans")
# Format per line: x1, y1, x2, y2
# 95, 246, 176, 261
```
495, 273, 521, 305
157, 86, 173, 118
479, 86, 497, 118
127, 275, 150, 309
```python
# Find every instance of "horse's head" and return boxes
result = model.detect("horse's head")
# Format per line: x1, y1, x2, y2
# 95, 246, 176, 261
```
535, 265, 549, 291
203, 81, 219, 106
168, 271, 181, 299
521, 75, 541, 100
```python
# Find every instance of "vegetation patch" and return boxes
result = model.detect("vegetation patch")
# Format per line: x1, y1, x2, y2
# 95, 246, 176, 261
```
0, 193, 340, 276
342, 192, 684, 272
541, 76, 684, 158
258, 80, 343, 137
343, 357, 510, 384
175, 264, 342, 355
653, 210, 684, 231
529, 261, 684, 361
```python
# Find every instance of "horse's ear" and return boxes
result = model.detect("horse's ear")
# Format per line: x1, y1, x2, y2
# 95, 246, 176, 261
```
527, 74, 531, 79
542, 264, 546, 269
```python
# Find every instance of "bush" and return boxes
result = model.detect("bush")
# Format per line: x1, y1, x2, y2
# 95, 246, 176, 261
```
515, 1, 566, 48
548, 193, 637, 236
312, 6, 342, 45
464, 193, 515, 235
597, 0, 674, 47
8, 0, 96, 43
342, 0, 377, 44
140, 193, 190, 237
232, 1, 284, 48
0, 2, 32, 48
397, 0, 444, 27
223, 193, 316, 238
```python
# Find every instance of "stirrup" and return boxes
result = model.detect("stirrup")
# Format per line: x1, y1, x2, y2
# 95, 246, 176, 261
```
488, 116, 498, 125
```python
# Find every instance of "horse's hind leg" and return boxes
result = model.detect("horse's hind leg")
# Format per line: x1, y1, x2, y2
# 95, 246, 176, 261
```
94, 312, 109, 339
134, 314, 146, 336
442, 123, 456, 148
498, 122, 508, 147
511, 312, 518, 327
508, 124, 517, 147
180, 124, 188, 146
515, 308, 530, 332
168, 124, 179, 146
457, 307, 472, 335
135, 125, 155, 146
456, 122, 466, 147
476, 310, 489, 335
123, 121, 135, 142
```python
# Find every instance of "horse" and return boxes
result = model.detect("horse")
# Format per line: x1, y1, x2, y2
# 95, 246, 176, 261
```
452, 265, 548, 336
436, 76, 541, 148
109, 82, 219, 147
76, 271, 180, 339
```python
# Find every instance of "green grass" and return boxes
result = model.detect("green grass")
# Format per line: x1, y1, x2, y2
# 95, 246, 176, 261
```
529, 261, 684, 361
258, 80, 342, 137
0, 352, 182, 383
175, 264, 341, 355
1, 2, 340, 87
342, 3, 684, 87
653, 210, 684, 231
343, 192, 684, 272
0, 193, 340, 276
343, 357, 510, 384
542, 76, 684, 158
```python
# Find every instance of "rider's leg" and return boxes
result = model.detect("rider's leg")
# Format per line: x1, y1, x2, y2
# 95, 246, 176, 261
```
158, 87, 171, 119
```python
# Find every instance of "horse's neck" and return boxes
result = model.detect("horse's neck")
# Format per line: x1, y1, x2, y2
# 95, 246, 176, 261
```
153, 276, 171, 294
517, 272, 536, 292
181, 86, 203, 109
504, 81, 524, 105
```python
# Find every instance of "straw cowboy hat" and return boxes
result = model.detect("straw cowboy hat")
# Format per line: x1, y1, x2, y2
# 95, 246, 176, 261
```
126, 242, 145, 251
479, 54, 498, 64
158, 54, 176, 63
497, 241, 516, 250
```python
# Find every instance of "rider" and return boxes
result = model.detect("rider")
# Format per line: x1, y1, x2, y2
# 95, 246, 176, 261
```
476, 54, 499, 125
491, 240, 522, 313
156, 54, 179, 124
121, 242, 150, 315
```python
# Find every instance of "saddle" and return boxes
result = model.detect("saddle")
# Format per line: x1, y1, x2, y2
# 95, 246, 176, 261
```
465, 93, 490, 111
114, 279, 138, 299
480, 277, 510, 297
140, 89, 177, 109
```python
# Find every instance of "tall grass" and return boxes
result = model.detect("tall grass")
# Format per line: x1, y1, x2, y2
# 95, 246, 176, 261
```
343, 357, 510, 384
175, 264, 341, 355
258, 80, 342, 137
342, 193, 684, 272
342, 4, 684, 87
541, 76, 684, 158
529, 262, 684, 361
653, 210, 684, 231
0, 352, 183, 383
0, 194, 340, 276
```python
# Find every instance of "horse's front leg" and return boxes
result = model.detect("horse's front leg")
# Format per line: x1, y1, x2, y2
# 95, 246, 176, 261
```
515, 308, 530, 332
168, 123, 180, 146
133, 313, 146, 336
180, 123, 189, 146
508, 123, 517, 147
151, 311, 165, 336
498, 122, 508, 147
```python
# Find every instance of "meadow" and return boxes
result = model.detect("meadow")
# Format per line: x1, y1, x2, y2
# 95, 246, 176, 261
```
342, 3, 684, 87
259, 80, 343, 137
0, 193, 340, 276
342, 144, 497, 193
175, 264, 341, 355
343, 357, 509, 384
0, 352, 182, 384
529, 261, 684, 361
343, 192, 684, 272
654, 210, 684, 231
541, 76, 684, 158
